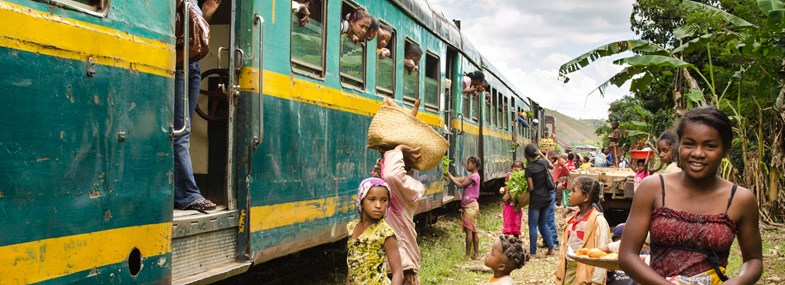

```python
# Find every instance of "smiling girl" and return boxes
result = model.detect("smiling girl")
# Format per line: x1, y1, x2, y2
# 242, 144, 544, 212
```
619, 106, 762, 285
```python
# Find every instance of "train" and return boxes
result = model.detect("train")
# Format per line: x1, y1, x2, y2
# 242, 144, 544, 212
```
0, 0, 546, 284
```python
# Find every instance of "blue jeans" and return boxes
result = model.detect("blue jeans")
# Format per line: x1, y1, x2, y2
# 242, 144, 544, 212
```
174, 62, 205, 209
547, 191, 560, 246
528, 204, 554, 255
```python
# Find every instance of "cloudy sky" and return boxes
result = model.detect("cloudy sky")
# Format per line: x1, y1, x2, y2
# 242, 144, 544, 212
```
428, 0, 637, 119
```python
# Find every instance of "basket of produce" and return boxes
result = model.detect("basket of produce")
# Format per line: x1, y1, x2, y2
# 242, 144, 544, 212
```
368, 104, 449, 171
567, 248, 621, 271
505, 170, 529, 208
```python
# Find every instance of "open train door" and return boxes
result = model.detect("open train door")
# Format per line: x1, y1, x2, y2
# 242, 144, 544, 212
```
170, 0, 256, 283
443, 47, 460, 203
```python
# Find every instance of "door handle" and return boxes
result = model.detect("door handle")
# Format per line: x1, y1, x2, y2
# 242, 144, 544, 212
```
253, 13, 264, 149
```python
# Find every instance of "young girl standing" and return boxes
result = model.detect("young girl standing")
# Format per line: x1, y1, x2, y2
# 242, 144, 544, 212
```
499, 161, 525, 236
619, 106, 762, 284
445, 156, 481, 260
347, 178, 403, 285
555, 176, 610, 285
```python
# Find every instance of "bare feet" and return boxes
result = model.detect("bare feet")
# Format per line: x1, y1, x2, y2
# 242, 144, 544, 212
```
546, 249, 556, 256
471, 254, 481, 260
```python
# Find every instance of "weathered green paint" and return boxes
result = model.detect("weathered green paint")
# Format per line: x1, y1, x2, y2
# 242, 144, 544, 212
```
0, 0, 173, 283
32, 253, 170, 285
0, 49, 173, 246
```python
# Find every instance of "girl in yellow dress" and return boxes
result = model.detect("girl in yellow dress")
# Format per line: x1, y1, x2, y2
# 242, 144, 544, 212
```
346, 178, 403, 285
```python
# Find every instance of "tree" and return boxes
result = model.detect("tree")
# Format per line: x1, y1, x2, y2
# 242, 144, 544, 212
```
560, 0, 785, 224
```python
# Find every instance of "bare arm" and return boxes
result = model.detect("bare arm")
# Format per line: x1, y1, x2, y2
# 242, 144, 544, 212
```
445, 172, 474, 189
618, 178, 670, 285
385, 236, 404, 285
725, 187, 763, 285
383, 147, 423, 203
201, 0, 221, 22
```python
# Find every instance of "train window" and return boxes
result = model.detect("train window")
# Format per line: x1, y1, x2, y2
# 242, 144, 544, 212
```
292, 0, 326, 77
376, 22, 395, 98
462, 90, 470, 118
402, 39, 420, 105
471, 90, 479, 123
423, 52, 440, 112
43, 0, 108, 16
504, 96, 510, 131
339, 2, 367, 90
485, 87, 493, 125
496, 92, 504, 129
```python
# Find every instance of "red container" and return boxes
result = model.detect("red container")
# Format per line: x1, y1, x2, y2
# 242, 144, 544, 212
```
630, 150, 655, 160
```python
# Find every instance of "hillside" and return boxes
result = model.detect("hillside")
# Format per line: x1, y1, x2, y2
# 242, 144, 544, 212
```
544, 108, 603, 147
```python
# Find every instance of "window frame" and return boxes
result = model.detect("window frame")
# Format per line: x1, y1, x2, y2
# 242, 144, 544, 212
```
503, 96, 510, 131
291, 0, 327, 79
402, 38, 421, 106
338, 1, 367, 91
42, 0, 109, 17
423, 51, 440, 112
375, 20, 396, 98
485, 87, 493, 125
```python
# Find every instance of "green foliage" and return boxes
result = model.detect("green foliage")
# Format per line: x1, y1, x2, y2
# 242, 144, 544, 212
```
505, 170, 528, 198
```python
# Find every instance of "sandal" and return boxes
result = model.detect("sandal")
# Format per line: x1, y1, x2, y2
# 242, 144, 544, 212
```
184, 198, 217, 213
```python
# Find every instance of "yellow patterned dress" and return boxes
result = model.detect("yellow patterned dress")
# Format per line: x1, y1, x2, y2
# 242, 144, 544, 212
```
347, 219, 395, 285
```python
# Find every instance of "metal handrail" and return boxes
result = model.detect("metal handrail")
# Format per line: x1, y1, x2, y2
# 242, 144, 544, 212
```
173, 0, 190, 137
253, 13, 264, 149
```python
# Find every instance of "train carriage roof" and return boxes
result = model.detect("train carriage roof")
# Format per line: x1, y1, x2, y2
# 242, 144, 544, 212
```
391, 0, 528, 102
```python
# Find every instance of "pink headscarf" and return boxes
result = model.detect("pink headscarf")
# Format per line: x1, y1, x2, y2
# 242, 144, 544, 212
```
356, 177, 390, 215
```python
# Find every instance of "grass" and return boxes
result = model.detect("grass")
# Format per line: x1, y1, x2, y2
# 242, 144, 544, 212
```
419, 197, 562, 284
419, 196, 785, 284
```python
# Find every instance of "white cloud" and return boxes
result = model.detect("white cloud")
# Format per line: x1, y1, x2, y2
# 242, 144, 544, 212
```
428, 0, 637, 119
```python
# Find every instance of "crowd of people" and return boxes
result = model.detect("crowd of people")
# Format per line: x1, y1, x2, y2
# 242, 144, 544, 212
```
175, 2, 762, 284
348, 106, 762, 285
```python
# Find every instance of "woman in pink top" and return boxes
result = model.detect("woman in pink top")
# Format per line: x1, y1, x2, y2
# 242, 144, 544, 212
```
380, 144, 425, 285
445, 156, 481, 260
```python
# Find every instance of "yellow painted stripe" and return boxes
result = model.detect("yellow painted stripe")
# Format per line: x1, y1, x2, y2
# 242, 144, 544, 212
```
0, 1, 174, 77
250, 196, 355, 232
0, 223, 171, 284
239, 68, 443, 127
425, 181, 445, 196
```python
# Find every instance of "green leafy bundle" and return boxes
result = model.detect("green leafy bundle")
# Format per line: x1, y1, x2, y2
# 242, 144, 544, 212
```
506, 170, 528, 198
441, 156, 452, 173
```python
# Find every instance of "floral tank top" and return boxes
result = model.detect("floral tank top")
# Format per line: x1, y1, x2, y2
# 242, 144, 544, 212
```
347, 219, 395, 285
650, 175, 738, 279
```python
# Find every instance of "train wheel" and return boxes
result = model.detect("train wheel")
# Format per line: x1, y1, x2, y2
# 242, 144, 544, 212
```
196, 69, 229, 121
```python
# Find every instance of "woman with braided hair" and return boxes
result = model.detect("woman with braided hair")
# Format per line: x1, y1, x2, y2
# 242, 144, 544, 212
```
555, 176, 610, 285
483, 235, 529, 284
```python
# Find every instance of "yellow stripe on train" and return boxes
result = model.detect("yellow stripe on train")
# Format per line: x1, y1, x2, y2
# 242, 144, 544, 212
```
0, 223, 171, 284
250, 196, 356, 232
0, 1, 174, 77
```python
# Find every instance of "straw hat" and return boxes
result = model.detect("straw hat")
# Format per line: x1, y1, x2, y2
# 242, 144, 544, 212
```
368, 105, 449, 171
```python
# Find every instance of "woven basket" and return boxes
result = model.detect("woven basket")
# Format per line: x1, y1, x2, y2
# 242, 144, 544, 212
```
567, 253, 622, 271
368, 105, 449, 171
515, 192, 530, 209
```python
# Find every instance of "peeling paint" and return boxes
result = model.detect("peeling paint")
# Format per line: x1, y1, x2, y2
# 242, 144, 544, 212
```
65, 85, 74, 103
93, 95, 100, 105
87, 267, 99, 277
129, 102, 136, 111
157, 257, 166, 267
59, 130, 65, 141
36, 157, 49, 162
156, 152, 168, 157
88, 190, 102, 198
104, 210, 111, 221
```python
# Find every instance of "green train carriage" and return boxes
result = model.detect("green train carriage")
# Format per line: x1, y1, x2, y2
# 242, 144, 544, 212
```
0, 0, 542, 284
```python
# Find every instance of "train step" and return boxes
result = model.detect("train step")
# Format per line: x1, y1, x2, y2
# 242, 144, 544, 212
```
172, 208, 246, 284
442, 195, 455, 204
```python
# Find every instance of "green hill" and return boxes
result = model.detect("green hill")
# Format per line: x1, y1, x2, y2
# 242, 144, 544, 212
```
544, 108, 603, 147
